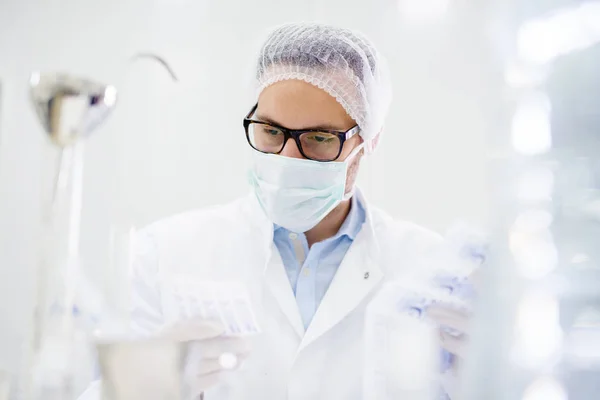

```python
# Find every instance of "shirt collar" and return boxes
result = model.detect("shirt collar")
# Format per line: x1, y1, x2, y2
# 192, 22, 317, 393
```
274, 194, 366, 241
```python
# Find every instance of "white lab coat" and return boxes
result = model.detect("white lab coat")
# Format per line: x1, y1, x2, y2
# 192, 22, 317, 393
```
83, 190, 449, 400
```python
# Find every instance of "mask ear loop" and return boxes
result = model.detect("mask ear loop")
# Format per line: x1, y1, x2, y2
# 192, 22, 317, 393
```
342, 142, 366, 201
344, 142, 366, 162
364, 130, 382, 154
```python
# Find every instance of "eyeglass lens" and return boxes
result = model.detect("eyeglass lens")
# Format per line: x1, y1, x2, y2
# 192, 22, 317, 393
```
248, 122, 341, 161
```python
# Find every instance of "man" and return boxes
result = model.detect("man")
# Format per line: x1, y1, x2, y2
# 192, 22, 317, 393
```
86, 22, 471, 400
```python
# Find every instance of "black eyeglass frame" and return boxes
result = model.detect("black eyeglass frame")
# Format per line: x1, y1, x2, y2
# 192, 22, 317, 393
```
243, 103, 360, 162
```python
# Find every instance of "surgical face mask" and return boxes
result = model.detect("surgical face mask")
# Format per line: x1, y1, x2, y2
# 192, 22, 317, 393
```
249, 144, 364, 233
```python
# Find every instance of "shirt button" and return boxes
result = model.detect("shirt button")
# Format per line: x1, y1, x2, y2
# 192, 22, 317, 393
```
303, 268, 310, 277
289, 233, 298, 240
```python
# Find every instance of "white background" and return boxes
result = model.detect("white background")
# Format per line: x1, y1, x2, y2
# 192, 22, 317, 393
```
0, 0, 497, 376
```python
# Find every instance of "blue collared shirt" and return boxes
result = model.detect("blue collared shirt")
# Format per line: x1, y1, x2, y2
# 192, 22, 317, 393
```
273, 195, 366, 329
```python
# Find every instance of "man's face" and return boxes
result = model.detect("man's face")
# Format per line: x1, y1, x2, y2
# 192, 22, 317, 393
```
256, 79, 364, 194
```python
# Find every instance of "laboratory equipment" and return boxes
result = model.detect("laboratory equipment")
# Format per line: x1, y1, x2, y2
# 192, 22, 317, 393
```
96, 340, 187, 400
18, 54, 182, 400
168, 279, 261, 337
24, 72, 117, 400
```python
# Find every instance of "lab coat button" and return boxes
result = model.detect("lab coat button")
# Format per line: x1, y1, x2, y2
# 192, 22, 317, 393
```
289, 233, 298, 240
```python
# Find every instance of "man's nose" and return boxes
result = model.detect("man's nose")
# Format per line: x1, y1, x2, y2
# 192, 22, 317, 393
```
280, 138, 304, 159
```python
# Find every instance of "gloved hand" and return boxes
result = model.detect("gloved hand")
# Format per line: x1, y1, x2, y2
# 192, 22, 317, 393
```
427, 270, 481, 399
428, 305, 471, 360
160, 320, 252, 397
427, 304, 471, 400
428, 269, 481, 361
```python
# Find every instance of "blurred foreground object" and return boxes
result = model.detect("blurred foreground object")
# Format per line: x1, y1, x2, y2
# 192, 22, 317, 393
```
364, 281, 440, 400
460, 1, 600, 399
29, 73, 117, 147
364, 225, 485, 400
24, 72, 116, 400
97, 340, 187, 400
21, 55, 180, 400
0, 369, 10, 400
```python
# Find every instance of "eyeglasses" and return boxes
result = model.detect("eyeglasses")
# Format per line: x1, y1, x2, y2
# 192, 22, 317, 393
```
243, 104, 360, 162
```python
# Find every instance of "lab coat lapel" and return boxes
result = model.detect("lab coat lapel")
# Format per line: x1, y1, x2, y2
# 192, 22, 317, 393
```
243, 193, 305, 338
264, 243, 305, 338
299, 210, 383, 352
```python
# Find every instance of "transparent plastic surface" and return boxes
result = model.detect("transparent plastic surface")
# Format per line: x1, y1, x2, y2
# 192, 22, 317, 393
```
96, 340, 187, 400
364, 282, 440, 400
22, 72, 117, 400
460, 3, 600, 399
26, 143, 95, 400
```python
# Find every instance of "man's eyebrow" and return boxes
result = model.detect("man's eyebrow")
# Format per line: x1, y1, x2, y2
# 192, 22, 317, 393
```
254, 113, 344, 131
